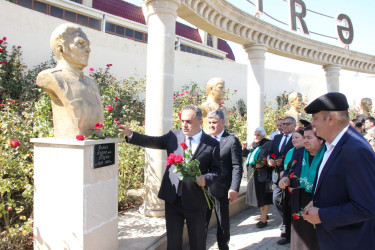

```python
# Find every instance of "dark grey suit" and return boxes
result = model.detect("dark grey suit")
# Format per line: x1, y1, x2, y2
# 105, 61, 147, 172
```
206, 131, 243, 250
127, 129, 220, 250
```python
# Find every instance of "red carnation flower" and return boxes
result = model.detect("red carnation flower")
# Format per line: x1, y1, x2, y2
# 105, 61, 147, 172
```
106, 105, 113, 112
10, 139, 20, 148
95, 123, 103, 129
292, 214, 300, 220
288, 187, 293, 193
180, 142, 188, 150
175, 155, 183, 164
290, 172, 295, 179
76, 135, 84, 141
114, 96, 119, 101
271, 153, 276, 159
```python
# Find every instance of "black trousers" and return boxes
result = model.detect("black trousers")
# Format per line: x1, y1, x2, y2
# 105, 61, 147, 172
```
205, 197, 230, 250
165, 197, 207, 250
282, 191, 292, 240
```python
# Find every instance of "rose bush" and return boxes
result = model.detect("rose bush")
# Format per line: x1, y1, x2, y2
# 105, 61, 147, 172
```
0, 38, 146, 248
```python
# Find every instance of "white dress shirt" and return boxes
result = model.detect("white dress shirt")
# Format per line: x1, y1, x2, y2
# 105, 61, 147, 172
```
314, 125, 349, 192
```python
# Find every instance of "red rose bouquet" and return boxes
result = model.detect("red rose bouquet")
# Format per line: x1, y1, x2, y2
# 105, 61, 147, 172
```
166, 142, 212, 209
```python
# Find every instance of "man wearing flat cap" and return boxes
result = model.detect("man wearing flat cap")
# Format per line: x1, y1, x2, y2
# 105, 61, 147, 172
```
302, 92, 375, 250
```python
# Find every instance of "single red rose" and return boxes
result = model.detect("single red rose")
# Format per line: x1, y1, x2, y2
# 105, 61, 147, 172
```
271, 153, 276, 159
0, 40, 3, 44
0, 48, 3, 53
305, 210, 309, 215
175, 155, 183, 164
293, 160, 297, 164
106, 105, 113, 112
292, 214, 300, 220
180, 142, 188, 150
17, 46, 21, 49
263, 157, 267, 165
3, 37, 6, 41
76, 135, 85, 141
166, 156, 174, 166
178, 113, 181, 120
114, 96, 119, 101
290, 172, 295, 179
166, 153, 176, 165
288, 187, 293, 193
95, 123, 103, 129
10, 139, 20, 148
89, 67, 94, 71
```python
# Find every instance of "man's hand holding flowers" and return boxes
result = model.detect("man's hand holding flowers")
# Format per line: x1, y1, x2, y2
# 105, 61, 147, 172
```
302, 201, 321, 225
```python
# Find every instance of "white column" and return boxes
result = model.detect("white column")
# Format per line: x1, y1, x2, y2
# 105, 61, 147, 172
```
32, 138, 121, 250
243, 44, 267, 143
323, 64, 341, 92
141, 0, 181, 217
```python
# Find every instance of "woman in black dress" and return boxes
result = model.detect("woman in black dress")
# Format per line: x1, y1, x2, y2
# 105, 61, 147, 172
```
242, 127, 272, 228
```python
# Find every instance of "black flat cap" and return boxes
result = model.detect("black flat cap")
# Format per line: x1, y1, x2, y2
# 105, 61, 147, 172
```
305, 92, 349, 114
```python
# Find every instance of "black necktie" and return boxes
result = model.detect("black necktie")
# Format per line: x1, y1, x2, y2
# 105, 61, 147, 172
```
280, 135, 288, 154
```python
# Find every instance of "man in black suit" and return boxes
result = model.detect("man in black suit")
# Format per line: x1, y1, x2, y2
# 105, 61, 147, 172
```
205, 110, 243, 250
268, 116, 296, 245
117, 105, 220, 250
303, 92, 375, 249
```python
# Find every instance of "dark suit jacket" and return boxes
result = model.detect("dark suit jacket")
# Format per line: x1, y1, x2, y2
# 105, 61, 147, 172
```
312, 126, 375, 249
127, 130, 220, 210
269, 133, 294, 176
209, 131, 243, 199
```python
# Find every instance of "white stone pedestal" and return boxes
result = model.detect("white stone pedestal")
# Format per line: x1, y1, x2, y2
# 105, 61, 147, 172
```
31, 138, 121, 250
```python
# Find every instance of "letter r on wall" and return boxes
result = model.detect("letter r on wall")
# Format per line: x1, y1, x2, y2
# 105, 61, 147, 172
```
289, 0, 309, 35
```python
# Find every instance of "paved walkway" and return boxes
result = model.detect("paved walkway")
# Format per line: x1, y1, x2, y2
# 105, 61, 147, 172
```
204, 205, 289, 250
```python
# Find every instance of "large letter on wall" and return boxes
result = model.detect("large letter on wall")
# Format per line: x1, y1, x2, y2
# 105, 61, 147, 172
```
257, 0, 263, 13
336, 14, 354, 45
289, 0, 309, 35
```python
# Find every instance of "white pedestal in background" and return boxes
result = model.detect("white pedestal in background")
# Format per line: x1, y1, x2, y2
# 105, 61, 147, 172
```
32, 138, 121, 250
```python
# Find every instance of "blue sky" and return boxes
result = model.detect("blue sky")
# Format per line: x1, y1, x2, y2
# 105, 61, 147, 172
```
124, 0, 374, 73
